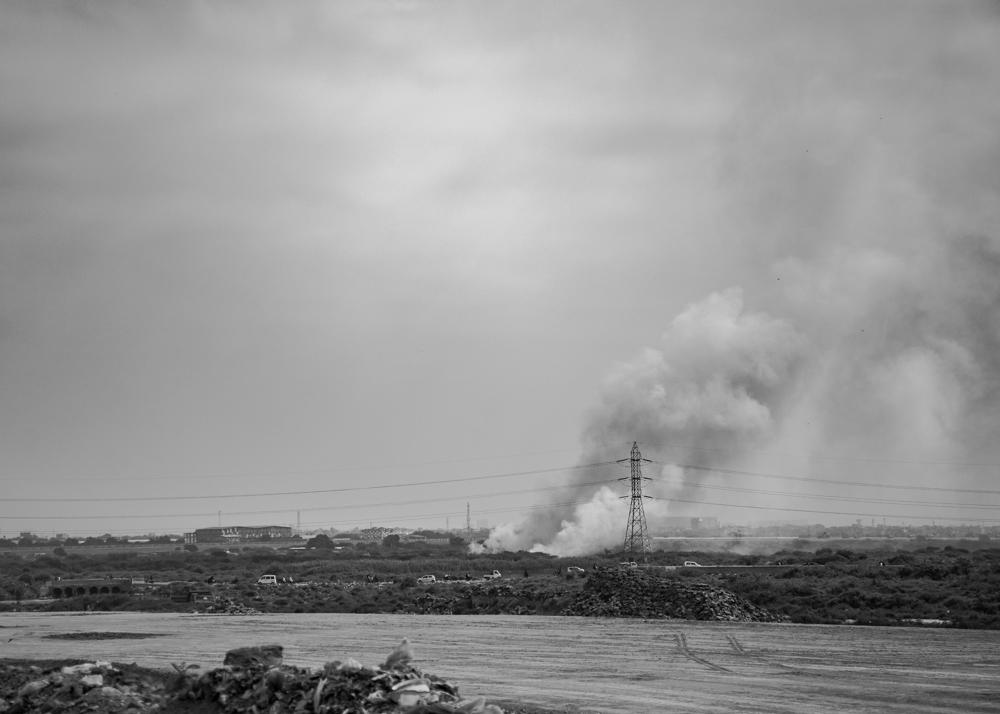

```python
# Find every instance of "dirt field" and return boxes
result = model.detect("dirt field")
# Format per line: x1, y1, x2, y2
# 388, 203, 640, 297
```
3, 612, 998, 713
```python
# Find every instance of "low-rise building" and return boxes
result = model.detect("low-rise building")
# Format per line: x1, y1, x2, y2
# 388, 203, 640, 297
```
48, 578, 133, 598
185, 525, 292, 544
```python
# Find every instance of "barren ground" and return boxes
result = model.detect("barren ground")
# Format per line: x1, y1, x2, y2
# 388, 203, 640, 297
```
2, 612, 998, 713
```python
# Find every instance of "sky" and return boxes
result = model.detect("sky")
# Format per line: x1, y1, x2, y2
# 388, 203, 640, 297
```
1, 1, 999, 550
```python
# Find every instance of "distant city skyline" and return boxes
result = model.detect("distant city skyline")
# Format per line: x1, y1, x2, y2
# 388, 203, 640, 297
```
7, 509, 1000, 540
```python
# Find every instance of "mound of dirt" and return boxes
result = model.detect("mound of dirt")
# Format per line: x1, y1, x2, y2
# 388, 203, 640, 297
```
562, 567, 780, 621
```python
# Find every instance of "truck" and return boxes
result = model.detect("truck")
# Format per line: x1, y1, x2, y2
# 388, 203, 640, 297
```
482, 570, 502, 580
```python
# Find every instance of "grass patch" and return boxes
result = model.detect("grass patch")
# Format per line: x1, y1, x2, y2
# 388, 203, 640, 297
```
43, 632, 168, 640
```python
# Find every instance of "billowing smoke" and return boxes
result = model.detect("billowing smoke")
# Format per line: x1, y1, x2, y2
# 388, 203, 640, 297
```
481, 235, 1000, 556
579, 287, 805, 463
477, 8, 1000, 555
479, 287, 808, 555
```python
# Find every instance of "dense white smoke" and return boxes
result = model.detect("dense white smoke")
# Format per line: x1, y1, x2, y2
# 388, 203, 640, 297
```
481, 234, 1000, 556
479, 287, 807, 555
476, 7, 1000, 556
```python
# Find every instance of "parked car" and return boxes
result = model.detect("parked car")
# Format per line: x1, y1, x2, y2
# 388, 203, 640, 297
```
482, 570, 502, 580
257, 574, 277, 585
417, 575, 437, 584
566, 566, 585, 575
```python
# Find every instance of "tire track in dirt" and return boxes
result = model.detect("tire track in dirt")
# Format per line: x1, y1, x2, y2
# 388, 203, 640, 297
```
726, 633, 801, 673
674, 632, 731, 672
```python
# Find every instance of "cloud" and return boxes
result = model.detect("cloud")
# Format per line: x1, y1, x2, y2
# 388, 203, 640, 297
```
1, 2, 998, 537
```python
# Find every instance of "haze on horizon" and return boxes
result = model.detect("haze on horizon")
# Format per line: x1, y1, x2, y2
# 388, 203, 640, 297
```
1, 2, 998, 548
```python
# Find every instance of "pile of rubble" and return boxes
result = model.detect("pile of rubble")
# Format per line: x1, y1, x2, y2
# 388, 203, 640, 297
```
0, 660, 168, 713
196, 597, 262, 616
562, 568, 780, 621
0, 642, 509, 713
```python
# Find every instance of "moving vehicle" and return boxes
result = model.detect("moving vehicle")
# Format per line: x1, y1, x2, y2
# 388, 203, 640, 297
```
482, 570, 502, 580
683, 561, 702, 567
566, 566, 585, 575
257, 574, 277, 585
619, 561, 638, 568
417, 575, 437, 584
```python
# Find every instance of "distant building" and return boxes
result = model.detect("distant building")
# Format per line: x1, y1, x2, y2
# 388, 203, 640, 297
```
359, 526, 409, 542
400, 534, 451, 545
185, 525, 292, 544
49, 578, 133, 598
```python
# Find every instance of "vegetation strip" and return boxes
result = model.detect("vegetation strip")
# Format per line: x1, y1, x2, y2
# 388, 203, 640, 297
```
42, 632, 167, 640
1, 540, 997, 628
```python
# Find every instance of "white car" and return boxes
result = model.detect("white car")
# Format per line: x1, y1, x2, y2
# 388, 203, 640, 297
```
566, 566, 585, 575
683, 561, 702, 567
417, 575, 436, 584
482, 570, 502, 580
257, 574, 277, 585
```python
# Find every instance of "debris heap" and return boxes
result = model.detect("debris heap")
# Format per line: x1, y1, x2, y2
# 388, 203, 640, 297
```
0, 642, 507, 713
197, 597, 262, 615
562, 568, 780, 621
0, 660, 168, 713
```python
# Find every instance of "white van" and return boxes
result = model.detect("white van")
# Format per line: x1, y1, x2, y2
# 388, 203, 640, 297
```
257, 574, 278, 585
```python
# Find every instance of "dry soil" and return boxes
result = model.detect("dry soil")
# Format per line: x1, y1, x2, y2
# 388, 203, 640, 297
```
2, 612, 998, 713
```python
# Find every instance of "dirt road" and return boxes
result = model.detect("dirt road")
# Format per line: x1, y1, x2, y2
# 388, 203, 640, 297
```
2, 612, 998, 713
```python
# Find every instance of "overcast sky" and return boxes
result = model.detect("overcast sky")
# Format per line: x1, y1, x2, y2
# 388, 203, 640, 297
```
2, 1, 999, 544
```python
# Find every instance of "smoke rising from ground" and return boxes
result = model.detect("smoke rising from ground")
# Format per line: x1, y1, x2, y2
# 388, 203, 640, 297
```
480, 6, 1000, 554
482, 234, 1000, 556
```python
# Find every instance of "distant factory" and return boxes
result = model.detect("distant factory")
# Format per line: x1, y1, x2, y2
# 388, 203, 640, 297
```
184, 525, 292, 544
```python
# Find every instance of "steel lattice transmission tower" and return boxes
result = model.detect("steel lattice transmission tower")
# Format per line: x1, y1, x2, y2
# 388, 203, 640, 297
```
618, 441, 652, 559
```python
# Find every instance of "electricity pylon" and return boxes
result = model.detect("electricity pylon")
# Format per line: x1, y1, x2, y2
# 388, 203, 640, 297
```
618, 441, 652, 560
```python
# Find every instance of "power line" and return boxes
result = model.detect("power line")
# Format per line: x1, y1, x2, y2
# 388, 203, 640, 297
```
663, 496, 1000, 524
10, 450, 1000, 536
0, 478, 619, 520
650, 440, 1000, 470
4, 498, 605, 537
656, 480, 1000, 510
651, 460, 1000, 496
2, 461, 616, 503
0, 447, 584, 483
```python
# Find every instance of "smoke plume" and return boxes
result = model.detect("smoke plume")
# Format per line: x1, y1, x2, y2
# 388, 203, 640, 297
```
482, 234, 1000, 556
478, 6, 1000, 556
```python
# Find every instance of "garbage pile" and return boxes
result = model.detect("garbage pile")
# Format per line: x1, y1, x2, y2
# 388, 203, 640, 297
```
0, 642, 508, 713
0, 660, 168, 713
562, 567, 780, 621
176, 642, 504, 713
